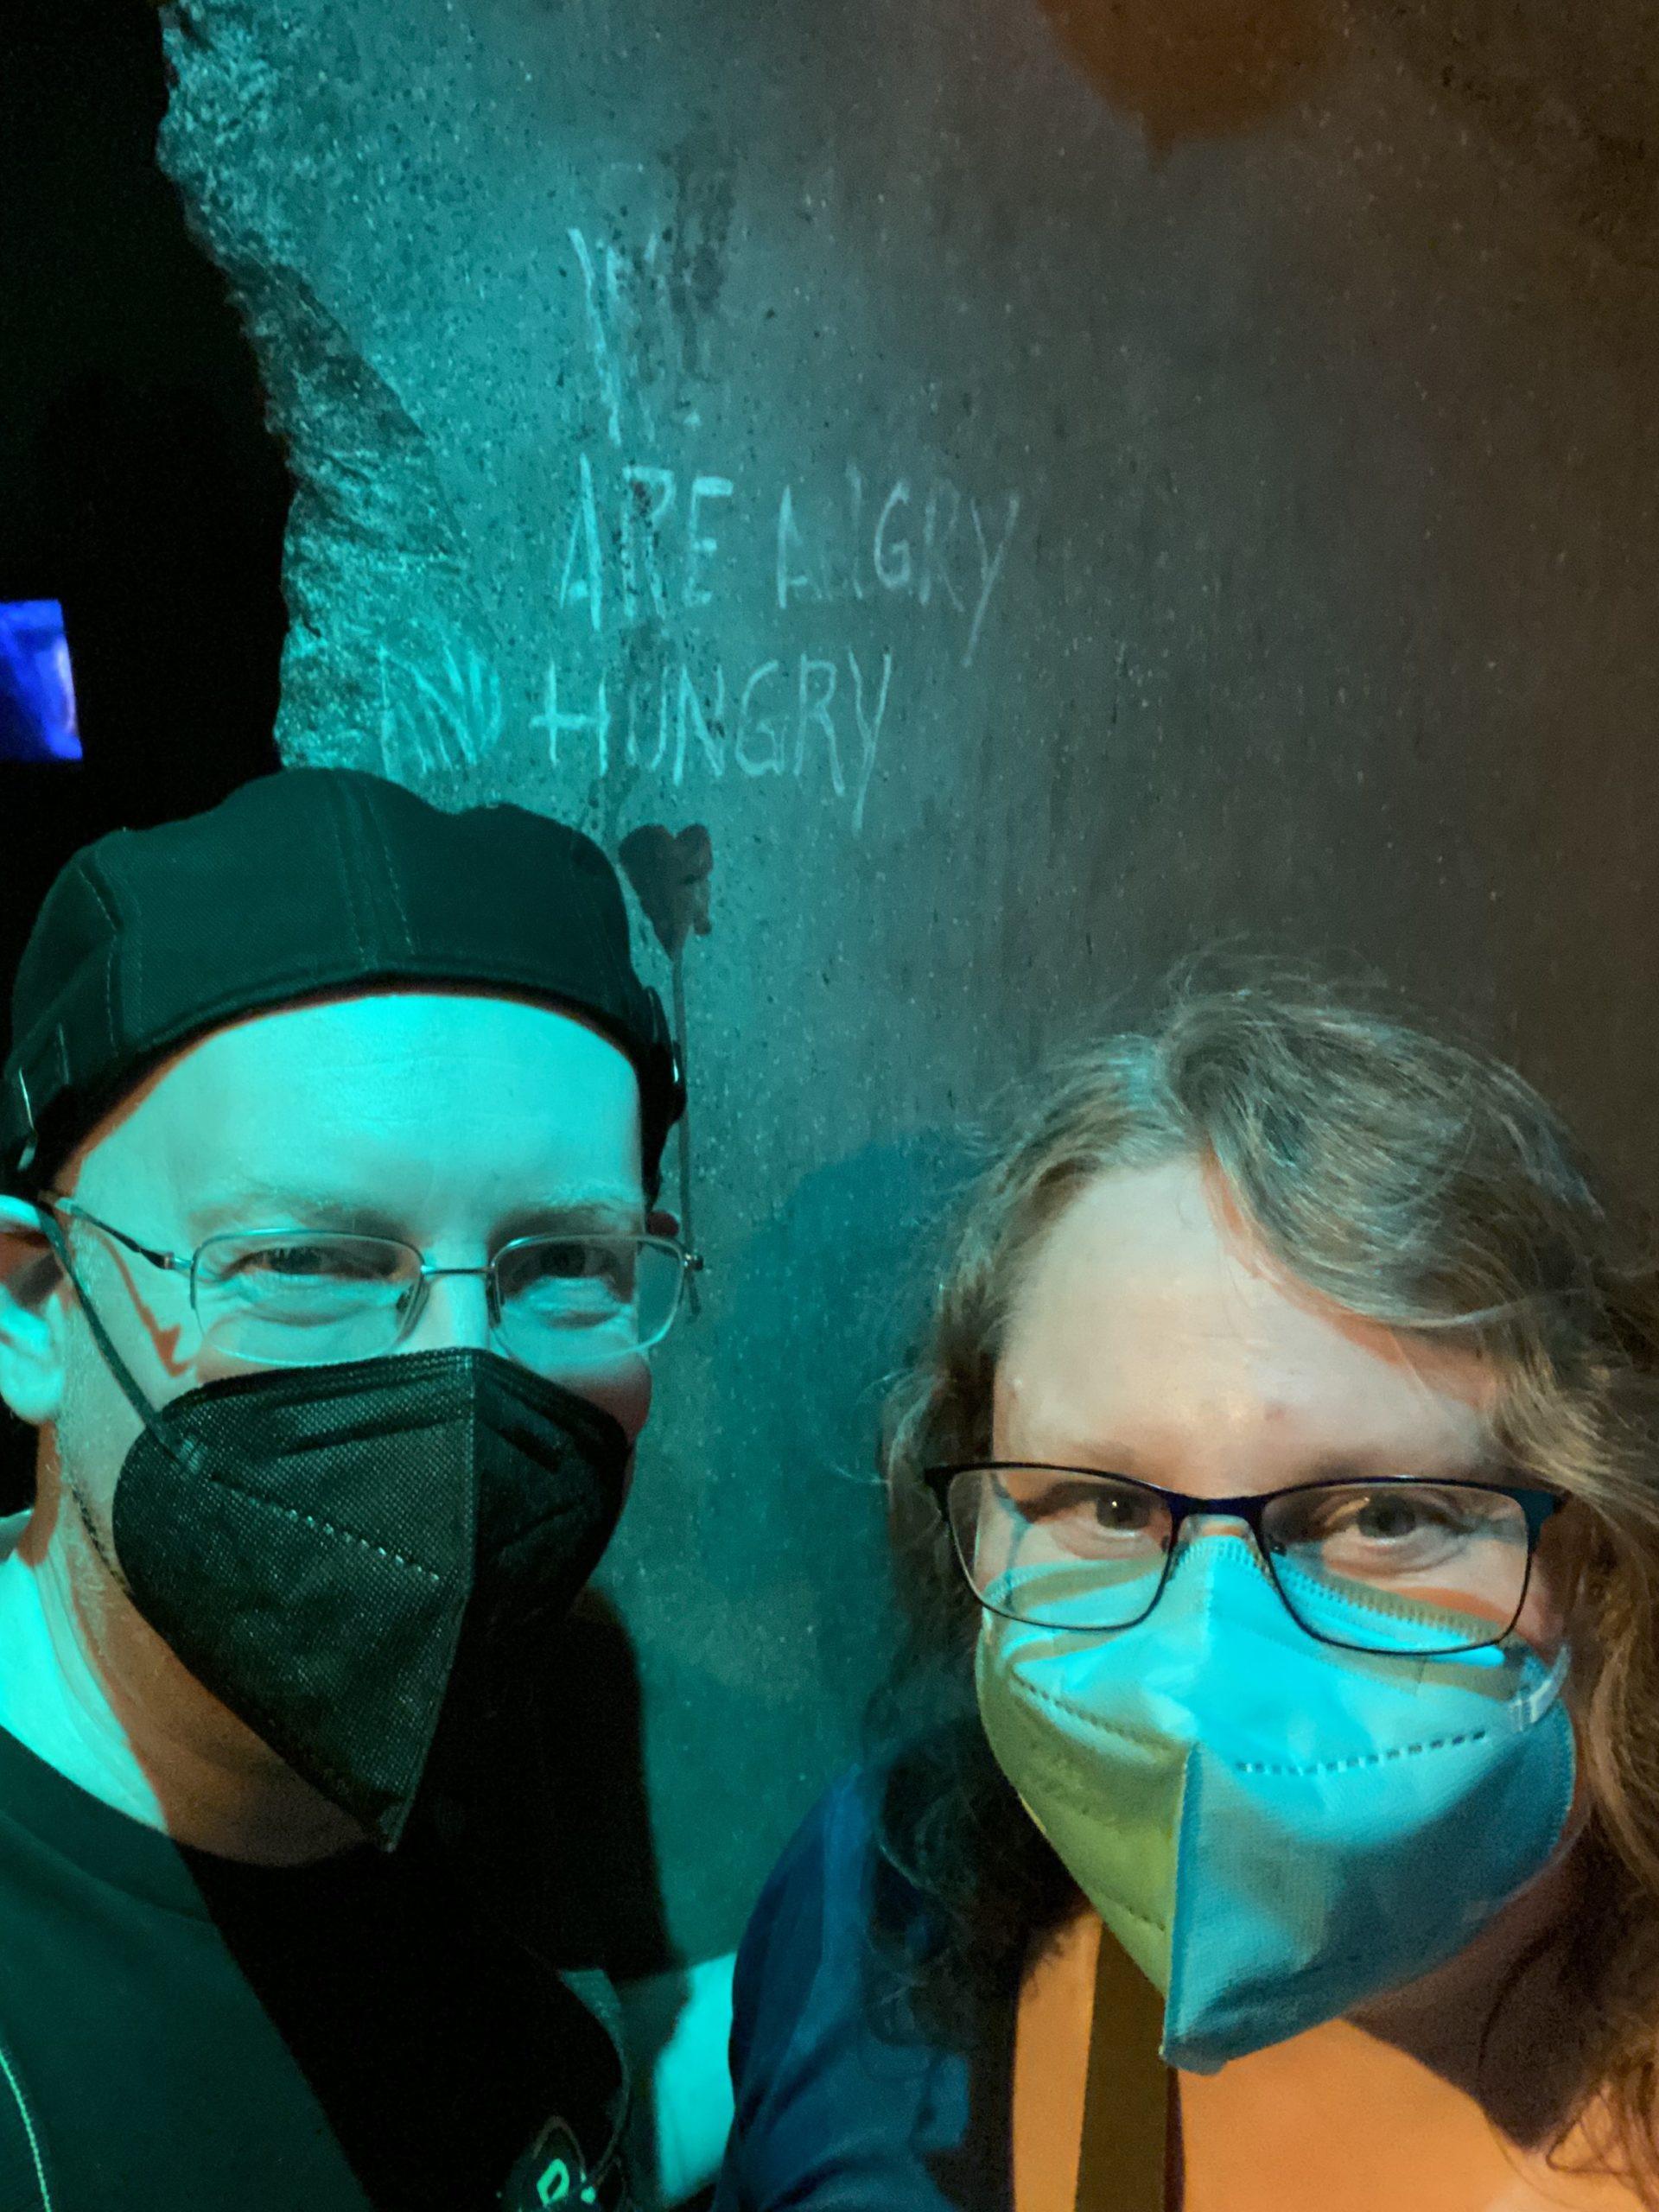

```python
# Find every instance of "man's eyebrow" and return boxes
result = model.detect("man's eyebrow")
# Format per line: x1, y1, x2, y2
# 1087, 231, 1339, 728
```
189, 1185, 372, 1234
188, 1186, 646, 1239
493, 1195, 646, 1238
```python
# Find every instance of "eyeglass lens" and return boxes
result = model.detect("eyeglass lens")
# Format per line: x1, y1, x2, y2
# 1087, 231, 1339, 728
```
948, 1465, 1533, 1654
192, 1230, 687, 1370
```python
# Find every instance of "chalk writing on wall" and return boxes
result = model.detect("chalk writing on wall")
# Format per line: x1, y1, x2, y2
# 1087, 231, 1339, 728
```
376, 226, 1026, 836
545, 453, 1019, 664
378, 631, 503, 782
530, 448, 1021, 832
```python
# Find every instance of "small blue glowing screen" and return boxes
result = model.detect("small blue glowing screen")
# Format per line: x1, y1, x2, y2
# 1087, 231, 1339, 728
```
0, 601, 81, 763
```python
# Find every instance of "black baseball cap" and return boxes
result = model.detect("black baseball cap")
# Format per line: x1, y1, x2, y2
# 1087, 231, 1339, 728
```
1, 767, 684, 1196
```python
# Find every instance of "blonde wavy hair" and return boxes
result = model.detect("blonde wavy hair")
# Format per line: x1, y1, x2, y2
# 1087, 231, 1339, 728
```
873, 969, 1659, 2192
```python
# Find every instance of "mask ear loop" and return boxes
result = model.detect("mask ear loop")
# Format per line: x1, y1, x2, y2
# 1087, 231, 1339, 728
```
35, 1213, 176, 1445
1509, 1636, 1572, 1732
33, 1213, 197, 1589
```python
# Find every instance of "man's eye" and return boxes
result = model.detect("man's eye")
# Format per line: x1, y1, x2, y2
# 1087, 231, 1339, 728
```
511, 1238, 637, 1300
524, 1240, 598, 1280
218, 1241, 398, 1286
243, 1244, 379, 1281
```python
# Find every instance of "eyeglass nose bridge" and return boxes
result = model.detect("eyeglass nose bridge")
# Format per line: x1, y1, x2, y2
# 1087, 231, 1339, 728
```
1160, 1490, 1280, 1562
1135, 1503, 1281, 1626
1165, 1503, 1269, 1560
392, 1259, 505, 1345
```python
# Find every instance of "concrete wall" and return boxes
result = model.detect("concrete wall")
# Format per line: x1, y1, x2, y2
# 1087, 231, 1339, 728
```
156, 0, 1659, 1967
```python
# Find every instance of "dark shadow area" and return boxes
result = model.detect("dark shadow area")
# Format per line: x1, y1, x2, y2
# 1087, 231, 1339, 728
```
182, 1586, 676, 2204
0, 0, 292, 1508
184, 1827, 632, 2209
1033, 0, 1338, 147
1356, 0, 1659, 267
505, 1589, 677, 1986
0, 0, 290, 1019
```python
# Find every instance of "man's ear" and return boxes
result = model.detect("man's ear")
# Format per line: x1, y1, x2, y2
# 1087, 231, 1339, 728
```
646, 1206, 682, 1240
0, 1198, 67, 1427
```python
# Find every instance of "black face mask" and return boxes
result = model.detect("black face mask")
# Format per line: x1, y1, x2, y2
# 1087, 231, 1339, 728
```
79, 1339, 629, 1851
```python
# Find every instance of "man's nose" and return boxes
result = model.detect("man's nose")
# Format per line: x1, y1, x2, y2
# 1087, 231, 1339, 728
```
401, 1268, 494, 1353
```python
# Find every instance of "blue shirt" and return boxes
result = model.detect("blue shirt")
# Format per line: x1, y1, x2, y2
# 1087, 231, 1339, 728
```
715, 1774, 1016, 2212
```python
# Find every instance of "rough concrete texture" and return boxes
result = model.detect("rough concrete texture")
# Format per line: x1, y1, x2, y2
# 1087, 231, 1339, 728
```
156, 0, 1659, 1967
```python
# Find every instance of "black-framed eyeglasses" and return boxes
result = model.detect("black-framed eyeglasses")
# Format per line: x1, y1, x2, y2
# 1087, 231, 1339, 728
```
925, 1460, 1566, 1657
40, 1195, 705, 1375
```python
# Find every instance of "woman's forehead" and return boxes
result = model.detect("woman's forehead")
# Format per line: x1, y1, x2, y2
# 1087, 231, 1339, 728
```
997, 1160, 1496, 1460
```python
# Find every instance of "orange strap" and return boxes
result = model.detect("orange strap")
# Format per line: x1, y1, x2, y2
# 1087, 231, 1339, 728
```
1013, 1916, 1170, 2212
1075, 1929, 1171, 2212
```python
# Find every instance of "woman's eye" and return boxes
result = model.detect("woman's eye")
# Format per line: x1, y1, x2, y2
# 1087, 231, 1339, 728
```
1017, 1483, 1154, 1541
1354, 1497, 1433, 1541
1091, 1490, 1154, 1535
1016, 1484, 1077, 1521
1295, 1486, 1475, 1552
1017, 1481, 1135, 1522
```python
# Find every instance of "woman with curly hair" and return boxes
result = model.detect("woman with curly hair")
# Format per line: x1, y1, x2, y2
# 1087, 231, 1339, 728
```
715, 976, 1659, 2212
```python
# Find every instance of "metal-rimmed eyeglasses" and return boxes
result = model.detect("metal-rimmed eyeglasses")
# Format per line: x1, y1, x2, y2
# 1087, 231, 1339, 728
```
41, 1195, 704, 1374
925, 1460, 1566, 1656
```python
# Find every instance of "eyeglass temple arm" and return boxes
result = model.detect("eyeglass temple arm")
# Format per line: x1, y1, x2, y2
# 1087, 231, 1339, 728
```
38, 1198, 186, 1275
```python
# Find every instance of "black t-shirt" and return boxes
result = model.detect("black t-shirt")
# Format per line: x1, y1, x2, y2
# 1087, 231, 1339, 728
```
0, 1723, 625, 2210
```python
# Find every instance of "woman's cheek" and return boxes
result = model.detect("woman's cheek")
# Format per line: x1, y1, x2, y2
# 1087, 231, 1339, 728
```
1514, 1508, 1585, 1660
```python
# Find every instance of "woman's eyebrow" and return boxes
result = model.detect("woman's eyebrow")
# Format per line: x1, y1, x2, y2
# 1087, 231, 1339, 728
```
1000, 1441, 1512, 1487
1293, 1444, 1511, 1485
1007, 1440, 1149, 1477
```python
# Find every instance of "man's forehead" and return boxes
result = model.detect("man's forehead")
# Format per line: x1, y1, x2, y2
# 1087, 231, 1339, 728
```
72, 988, 645, 1218
150, 988, 637, 1099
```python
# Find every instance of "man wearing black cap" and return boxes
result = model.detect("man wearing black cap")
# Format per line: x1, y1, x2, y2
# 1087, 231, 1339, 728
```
0, 767, 696, 2209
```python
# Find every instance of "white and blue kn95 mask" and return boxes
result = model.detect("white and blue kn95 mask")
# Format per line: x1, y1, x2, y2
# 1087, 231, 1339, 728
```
976, 1535, 1575, 2072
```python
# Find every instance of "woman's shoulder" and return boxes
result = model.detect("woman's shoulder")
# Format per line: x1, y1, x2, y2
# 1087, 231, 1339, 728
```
728, 1765, 895, 2034
733, 1759, 957, 1993
718, 1764, 1013, 2212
